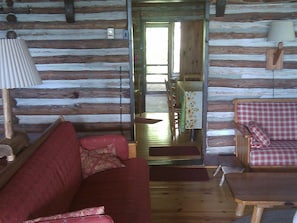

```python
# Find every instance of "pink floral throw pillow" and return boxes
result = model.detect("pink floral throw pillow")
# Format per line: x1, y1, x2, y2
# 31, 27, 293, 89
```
248, 121, 271, 148
24, 206, 105, 223
80, 144, 125, 178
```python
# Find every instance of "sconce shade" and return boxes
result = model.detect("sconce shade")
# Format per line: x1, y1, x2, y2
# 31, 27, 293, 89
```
267, 21, 296, 42
0, 39, 41, 89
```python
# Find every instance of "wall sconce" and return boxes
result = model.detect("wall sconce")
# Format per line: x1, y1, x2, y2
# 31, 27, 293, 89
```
0, 39, 42, 161
266, 21, 296, 70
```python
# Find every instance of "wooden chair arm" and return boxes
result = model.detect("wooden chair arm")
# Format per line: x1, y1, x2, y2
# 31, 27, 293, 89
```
234, 122, 251, 170
234, 123, 251, 138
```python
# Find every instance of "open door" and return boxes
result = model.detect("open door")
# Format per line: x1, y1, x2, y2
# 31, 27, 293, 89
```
180, 21, 204, 80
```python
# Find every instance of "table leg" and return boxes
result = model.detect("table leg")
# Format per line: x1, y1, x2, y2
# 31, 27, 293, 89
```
190, 129, 195, 141
250, 206, 264, 223
235, 203, 245, 216
213, 164, 222, 176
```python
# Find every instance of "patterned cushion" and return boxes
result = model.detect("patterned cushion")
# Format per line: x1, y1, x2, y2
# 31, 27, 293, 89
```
250, 138, 263, 149
24, 207, 105, 223
250, 141, 297, 166
80, 144, 116, 164
80, 145, 125, 178
248, 121, 271, 148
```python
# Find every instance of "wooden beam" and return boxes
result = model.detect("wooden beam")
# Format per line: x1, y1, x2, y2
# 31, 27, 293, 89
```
64, 0, 75, 23
216, 0, 226, 17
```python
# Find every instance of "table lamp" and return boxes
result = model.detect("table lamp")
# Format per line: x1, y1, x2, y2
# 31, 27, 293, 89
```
0, 38, 41, 161
266, 20, 296, 70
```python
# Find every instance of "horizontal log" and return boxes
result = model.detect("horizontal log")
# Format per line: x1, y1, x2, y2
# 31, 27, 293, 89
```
0, 103, 131, 115
208, 78, 297, 88
14, 104, 130, 115
34, 55, 129, 64
0, 3, 126, 14
207, 111, 234, 122
38, 71, 129, 80
36, 62, 129, 72
210, 12, 297, 22
1, 29, 126, 41
209, 46, 297, 55
13, 98, 130, 108
15, 114, 131, 125
30, 48, 129, 58
207, 101, 233, 112
210, 59, 297, 69
27, 40, 128, 49
210, 2, 297, 14
207, 135, 235, 147
0, 20, 127, 30
208, 88, 297, 101
12, 88, 130, 99
207, 121, 234, 129
0, 10, 127, 22
22, 79, 130, 90
210, 60, 265, 68
209, 38, 276, 47
209, 66, 297, 79
10, 123, 133, 138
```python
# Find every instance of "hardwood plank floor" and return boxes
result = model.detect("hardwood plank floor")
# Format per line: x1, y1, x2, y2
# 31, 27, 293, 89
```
135, 112, 251, 223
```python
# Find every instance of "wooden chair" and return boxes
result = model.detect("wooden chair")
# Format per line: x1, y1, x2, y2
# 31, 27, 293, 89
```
165, 80, 181, 139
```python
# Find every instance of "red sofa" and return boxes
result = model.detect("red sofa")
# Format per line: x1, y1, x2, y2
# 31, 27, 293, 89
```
0, 120, 151, 223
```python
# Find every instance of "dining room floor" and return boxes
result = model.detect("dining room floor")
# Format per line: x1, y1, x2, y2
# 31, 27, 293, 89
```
135, 112, 203, 162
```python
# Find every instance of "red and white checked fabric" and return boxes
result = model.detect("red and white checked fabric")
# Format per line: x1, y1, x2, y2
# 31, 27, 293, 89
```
236, 102, 297, 140
248, 121, 270, 147
250, 141, 297, 166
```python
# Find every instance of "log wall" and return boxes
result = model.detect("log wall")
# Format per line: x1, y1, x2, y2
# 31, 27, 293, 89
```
0, 0, 133, 139
1, 0, 296, 160
206, 1, 297, 162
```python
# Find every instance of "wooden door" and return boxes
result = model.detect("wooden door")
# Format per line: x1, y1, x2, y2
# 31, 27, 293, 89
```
180, 20, 204, 81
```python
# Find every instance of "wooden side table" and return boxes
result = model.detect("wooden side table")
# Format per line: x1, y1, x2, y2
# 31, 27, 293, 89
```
213, 155, 244, 186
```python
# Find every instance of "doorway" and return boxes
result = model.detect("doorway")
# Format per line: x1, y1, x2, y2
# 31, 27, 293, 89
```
144, 22, 180, 112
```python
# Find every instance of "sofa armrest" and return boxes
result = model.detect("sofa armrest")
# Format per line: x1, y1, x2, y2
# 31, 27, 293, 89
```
234, 122, 251, 138
234, 122, 252, 169
80, 135, 129, 160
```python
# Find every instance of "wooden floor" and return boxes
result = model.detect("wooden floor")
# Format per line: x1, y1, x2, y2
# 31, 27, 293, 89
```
135, 113, 251, 223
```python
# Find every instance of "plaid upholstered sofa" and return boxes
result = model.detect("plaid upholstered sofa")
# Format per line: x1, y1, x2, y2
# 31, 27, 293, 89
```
233, 98, 297, 170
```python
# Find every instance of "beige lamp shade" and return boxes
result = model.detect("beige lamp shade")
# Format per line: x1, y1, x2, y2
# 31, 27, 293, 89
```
267, 21, 296, 42
0, 39, 41, 89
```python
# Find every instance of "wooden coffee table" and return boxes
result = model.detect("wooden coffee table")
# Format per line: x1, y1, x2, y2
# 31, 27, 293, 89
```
226, 172, 297, 223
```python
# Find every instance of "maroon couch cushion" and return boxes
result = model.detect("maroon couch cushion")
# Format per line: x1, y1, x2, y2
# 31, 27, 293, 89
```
70, 158, 151, 223
0, 122, 82, 223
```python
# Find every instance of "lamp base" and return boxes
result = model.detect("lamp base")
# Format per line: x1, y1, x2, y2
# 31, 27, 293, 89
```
266, 48, 284, 70
0, 132, 29, 162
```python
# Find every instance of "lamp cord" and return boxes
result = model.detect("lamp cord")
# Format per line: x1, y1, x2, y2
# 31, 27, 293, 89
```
120, 66, 123, 135
272, 70, 275, 98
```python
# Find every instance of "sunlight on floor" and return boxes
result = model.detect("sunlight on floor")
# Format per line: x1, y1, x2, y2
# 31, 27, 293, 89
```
145, 94, 168, 113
